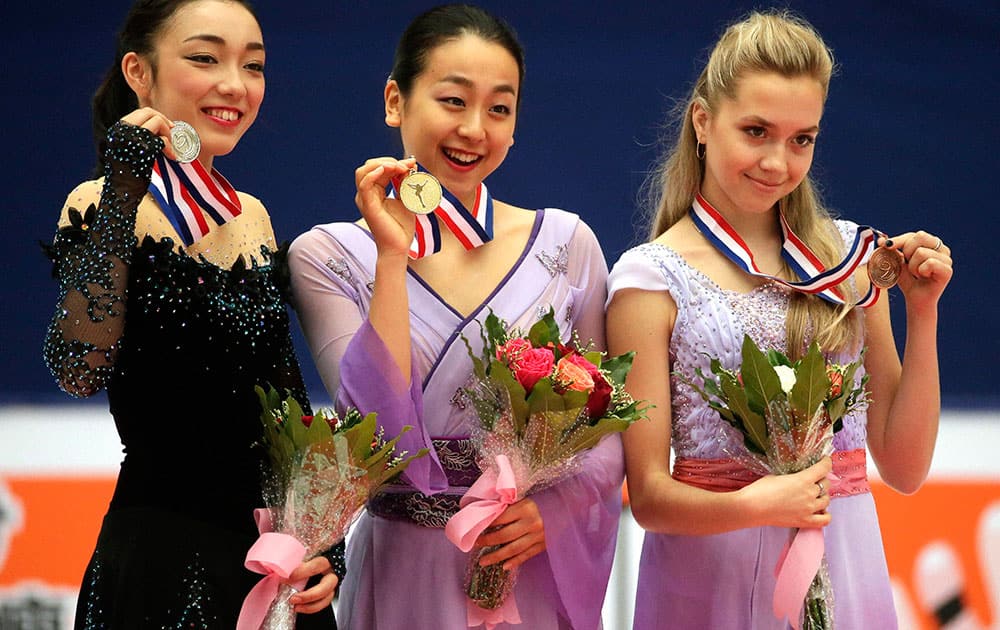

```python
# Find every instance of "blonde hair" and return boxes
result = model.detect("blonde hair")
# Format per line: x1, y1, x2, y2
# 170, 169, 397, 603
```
642, 9, 860, 357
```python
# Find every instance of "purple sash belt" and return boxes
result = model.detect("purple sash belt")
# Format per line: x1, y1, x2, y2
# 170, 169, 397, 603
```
367, 437, 480, 528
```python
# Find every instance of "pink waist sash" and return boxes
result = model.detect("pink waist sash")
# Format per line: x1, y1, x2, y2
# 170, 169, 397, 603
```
672, 448, 870, 498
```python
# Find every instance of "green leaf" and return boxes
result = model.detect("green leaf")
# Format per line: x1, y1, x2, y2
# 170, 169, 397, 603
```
563, 417, 633, 452
526, 378, 566, 416
484, 310, 508, 347
584, 350, 604, 368
719, 376, 769, 454
601, 351, 635, 386
788, 342, 830, 426
739, 335, 782, 415
766, 349, 793, 368
527, 308, 560, 347
489, 363, 529, 430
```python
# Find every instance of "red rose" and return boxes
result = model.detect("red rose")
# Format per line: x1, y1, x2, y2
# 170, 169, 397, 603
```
585, 372, 614, 418
513, 347, 555, 392
827, 370, 844, 398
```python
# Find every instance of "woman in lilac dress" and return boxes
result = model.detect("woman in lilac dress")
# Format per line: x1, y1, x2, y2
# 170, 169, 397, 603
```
288, 5, 623, 629
606, 10, 953, 630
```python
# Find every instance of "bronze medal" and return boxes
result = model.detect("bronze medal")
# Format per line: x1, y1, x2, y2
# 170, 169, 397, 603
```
867, 246, 902, 289
170, 121, 201, 163
399, 169, 442, 215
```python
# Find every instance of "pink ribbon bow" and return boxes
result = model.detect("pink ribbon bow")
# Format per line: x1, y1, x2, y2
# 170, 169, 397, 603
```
236, 508, 308, 630
445, 454, 519, 552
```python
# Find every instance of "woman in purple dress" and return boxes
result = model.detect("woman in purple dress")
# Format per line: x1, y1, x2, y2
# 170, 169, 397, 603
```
606, 9, 953, 630
289, 4, 623, 629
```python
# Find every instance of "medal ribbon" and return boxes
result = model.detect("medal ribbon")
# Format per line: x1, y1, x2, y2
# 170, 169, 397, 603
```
387, 167, 494, 259
148, 155, 243, 246
689, 194, 881, 308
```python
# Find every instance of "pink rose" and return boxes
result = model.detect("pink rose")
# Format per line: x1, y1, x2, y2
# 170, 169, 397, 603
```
563, 352, 602, 379
497, 338, 532, 368
554, 356, 595, 393
513, 347, 555, 392
585, 373, 613, 418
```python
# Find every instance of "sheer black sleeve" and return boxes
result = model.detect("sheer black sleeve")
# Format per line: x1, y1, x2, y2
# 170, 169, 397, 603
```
42, 121, 164, 397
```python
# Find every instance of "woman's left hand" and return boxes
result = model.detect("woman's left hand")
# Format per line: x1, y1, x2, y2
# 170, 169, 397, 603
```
474, 498, 546, 571
881, 231, 953, 306
286, 556, 338, 614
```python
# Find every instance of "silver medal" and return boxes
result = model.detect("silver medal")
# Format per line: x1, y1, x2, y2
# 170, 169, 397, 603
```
170, 121, 201, 163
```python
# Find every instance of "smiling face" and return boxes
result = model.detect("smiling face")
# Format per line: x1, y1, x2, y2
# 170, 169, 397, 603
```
385, 33, 519, 208
693, 71, 824, 217
124, 0, 265, 166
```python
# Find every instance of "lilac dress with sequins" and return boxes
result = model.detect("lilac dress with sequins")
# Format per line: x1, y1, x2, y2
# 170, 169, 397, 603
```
289, 208, 624, 630
607, 222, 897, 630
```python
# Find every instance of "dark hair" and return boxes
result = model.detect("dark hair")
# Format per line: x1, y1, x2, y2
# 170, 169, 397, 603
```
90, 0, 258, 176
391, 4, 525, 102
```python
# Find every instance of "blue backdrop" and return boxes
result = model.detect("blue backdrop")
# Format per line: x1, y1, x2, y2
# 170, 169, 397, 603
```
3, 1, 997, 407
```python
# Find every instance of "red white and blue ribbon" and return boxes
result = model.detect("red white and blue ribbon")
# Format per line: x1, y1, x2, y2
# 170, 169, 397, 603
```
148, 155, 243, 246
689, 193, 881, 308
388, 167, 494, 259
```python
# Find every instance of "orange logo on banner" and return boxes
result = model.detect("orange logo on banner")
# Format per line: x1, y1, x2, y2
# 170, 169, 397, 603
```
0, 476, 114, 587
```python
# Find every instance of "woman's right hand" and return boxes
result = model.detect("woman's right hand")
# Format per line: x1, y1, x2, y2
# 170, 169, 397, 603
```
119, 107, 178, 161
354, 157, 417, 259
739, 457, 833, 529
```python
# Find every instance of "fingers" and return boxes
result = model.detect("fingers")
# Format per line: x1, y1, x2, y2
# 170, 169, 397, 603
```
882, 230, 954, 295
474, 499, 546, 570
286, 556, 337, 614
805, 456, 833, 481
119, 107, 177, 159
289, 572, 338, 614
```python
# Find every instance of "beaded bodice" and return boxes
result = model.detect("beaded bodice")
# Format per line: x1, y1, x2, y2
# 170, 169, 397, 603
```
616, 242, 868, 460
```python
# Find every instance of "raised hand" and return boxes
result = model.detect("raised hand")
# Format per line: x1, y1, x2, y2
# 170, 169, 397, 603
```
354, 157, 418, 259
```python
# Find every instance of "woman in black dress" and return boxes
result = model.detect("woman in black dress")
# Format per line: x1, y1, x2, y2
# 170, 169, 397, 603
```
42, 1, 341, 627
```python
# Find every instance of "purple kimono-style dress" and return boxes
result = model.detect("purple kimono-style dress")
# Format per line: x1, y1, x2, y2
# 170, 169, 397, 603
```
289, 208, 624, 630
606, 220, 898, 630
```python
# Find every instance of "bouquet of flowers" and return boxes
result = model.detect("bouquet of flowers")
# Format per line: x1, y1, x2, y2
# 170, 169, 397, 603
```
678, 334, 869, 630
237, 385, 428, 630
444, 308, 648, 627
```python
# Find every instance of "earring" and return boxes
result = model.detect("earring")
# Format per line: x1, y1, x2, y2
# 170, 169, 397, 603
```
696, 142, 706, 160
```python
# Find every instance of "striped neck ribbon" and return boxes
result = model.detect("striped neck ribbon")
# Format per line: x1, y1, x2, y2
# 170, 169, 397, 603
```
689, 193, 881, 308
148, 155, 242, 247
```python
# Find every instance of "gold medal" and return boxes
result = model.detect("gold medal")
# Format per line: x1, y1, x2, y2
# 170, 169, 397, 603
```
399, 168, 442, 215
170, 121, 201, 163
867, 246, 902, 289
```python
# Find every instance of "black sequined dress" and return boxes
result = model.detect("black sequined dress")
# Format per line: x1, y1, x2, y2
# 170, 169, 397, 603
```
43, 122, 340, 629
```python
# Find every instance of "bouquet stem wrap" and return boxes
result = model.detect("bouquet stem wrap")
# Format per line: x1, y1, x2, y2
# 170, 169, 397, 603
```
237, 514, 307, 630
446, 454, 522, 627
774, 526, 829, 630
241, 385, 430, 630
678, 334, 871, 630
445, 309, 648, 628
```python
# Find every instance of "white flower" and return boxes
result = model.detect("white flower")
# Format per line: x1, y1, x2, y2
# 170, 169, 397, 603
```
773, 365, 797, 394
